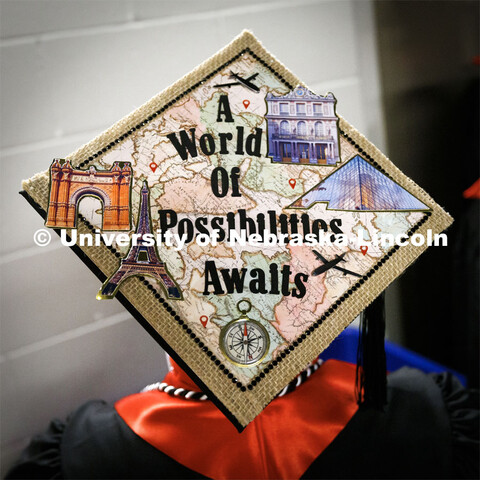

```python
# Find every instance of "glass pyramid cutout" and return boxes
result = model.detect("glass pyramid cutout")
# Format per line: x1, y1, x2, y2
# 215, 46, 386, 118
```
290, 155, 429, 211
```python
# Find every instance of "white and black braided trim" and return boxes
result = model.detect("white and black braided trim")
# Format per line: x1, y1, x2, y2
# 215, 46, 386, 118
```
141, 381, 209, 400
276, 358, 323, 397
141, 357, 323, 401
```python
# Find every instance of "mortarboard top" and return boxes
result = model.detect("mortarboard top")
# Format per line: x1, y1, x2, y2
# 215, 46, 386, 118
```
22, 30, 453, 431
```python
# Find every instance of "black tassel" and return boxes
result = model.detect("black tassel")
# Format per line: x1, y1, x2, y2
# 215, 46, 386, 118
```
355, 292, 387, 409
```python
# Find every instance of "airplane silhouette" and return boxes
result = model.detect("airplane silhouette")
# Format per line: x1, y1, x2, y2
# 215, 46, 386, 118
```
213, 72, 260, 92
311, 250, 362, 277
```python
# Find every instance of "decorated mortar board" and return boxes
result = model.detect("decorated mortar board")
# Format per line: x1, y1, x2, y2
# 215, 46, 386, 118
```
22, 30, 452, 431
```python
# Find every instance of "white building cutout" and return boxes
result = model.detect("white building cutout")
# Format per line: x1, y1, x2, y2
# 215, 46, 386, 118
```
266, 86, 340, 165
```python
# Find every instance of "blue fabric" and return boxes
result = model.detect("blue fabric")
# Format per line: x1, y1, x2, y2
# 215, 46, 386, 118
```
319, 326, 467, 386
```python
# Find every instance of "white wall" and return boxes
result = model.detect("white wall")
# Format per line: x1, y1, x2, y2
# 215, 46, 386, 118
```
0, 0, 385, 473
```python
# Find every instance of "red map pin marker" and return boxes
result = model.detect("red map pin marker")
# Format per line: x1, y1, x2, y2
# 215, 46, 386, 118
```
200, 315, 208, 328
243, 100, 250, 109
289, 179, 296, 189
360, 246, 368, 255
149, 162, 158, 173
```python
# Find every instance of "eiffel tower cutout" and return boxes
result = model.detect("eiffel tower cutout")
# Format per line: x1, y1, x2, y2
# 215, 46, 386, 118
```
98, 181, 182, 300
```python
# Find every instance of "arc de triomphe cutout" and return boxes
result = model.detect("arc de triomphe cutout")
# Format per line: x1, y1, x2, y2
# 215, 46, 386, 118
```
46, 159, 132, 230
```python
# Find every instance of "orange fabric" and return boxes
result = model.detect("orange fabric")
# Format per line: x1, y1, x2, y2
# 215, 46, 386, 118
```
115, 359, 358, 480
463, 178, 480, 199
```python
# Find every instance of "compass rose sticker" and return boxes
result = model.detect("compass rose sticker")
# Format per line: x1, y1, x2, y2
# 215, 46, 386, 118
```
220, 300, 269, 367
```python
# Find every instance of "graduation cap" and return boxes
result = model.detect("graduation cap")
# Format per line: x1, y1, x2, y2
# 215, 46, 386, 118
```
22, 31, 453, 431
